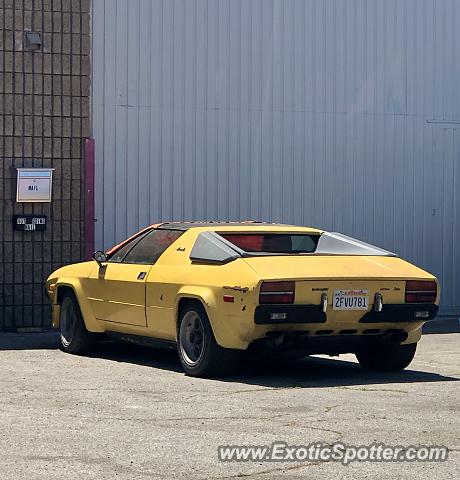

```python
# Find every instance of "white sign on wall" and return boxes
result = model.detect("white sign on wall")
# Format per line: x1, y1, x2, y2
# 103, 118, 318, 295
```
16, 168, 54, 203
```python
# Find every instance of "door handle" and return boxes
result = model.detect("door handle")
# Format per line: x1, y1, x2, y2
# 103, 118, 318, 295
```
137, 272, 147, 280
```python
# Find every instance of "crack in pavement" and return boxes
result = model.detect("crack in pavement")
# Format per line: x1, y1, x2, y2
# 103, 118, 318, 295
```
213, 460, 323, 479
225, 387, 286, 395
338, 386, 409, 394
0, 411, 288, 425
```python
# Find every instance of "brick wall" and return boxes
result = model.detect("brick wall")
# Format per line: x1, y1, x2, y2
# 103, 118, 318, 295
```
0, 0, 90, 331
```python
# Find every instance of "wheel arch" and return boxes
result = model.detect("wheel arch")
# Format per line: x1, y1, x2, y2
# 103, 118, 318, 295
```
176, 293, 212, 331
56, 284, 77, 304
52, 280, 105, 333
174, 287, 249, 351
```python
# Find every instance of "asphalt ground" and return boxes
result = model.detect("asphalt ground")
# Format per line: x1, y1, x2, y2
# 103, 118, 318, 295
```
0, 330, 458, 479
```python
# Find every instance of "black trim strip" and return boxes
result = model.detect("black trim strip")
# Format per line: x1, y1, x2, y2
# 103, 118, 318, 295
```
107, 331, 177, 350
255, 305, 326, 324
359, 304, 439, 323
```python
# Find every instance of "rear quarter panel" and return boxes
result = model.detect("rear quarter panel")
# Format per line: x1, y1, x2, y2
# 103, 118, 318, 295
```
145, 231, 261, 348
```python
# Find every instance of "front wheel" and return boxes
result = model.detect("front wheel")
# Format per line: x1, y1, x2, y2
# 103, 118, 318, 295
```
59, 292, 98, 354
356, 342, 417, 372
178, 303, 241, 377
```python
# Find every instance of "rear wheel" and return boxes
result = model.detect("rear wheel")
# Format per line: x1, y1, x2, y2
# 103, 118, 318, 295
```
356, 342, 417, 372
60, 291, 98, 354
178, 303, 241, 377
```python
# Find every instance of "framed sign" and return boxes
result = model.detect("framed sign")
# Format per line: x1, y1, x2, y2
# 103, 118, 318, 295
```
13, 215, 47, 231
16, 168, 54, 203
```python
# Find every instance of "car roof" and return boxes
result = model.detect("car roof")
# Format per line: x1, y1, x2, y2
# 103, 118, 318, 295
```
157, 221, 322, 233
157, 221, 266, 230
106, 221, 323, 255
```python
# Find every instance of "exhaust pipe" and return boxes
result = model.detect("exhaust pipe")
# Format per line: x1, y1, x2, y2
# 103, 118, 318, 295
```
374, 329, 408, 346
391, 330, 408, 343
262, 331, 309, 350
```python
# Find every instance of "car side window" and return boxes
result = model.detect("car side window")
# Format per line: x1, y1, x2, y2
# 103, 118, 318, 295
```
107, 231, 150, 263
291, 235, 318, 253
122, 229, 184, 265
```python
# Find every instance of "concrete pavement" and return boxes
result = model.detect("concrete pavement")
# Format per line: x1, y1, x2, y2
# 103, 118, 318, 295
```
0, 331, 458, 479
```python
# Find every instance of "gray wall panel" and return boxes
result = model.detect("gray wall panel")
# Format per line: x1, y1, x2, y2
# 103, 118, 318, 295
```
92, 0, 460, 313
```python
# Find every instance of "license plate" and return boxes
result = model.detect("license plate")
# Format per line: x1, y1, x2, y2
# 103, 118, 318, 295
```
333, 289, 369, 310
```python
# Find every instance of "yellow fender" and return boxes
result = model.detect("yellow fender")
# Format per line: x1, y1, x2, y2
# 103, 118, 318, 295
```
175, 286, 250, 350
53, 279, 105, 333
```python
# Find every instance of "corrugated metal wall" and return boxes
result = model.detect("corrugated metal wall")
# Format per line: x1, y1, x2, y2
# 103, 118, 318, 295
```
91, 0, 460, 314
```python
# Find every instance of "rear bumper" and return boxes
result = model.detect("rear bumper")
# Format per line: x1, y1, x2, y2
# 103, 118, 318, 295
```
254, 303, 438, 325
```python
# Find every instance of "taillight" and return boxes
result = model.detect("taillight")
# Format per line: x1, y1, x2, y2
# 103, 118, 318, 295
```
259, 281, 295, 304
405, 280, 437, 303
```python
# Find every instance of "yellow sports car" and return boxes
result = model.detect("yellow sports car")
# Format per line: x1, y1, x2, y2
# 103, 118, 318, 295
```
45, 222, 439, 377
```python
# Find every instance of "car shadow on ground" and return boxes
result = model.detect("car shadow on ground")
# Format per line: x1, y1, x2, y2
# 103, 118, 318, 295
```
81, 340, 460, 388
226, 356, 459, 389
1, 332, 458, 388
88, 340, 185, 373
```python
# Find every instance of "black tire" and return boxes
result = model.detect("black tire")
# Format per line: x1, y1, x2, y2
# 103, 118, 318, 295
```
59, 291, 98, 354
178, 303, 241, 377
356, 342, 417, 372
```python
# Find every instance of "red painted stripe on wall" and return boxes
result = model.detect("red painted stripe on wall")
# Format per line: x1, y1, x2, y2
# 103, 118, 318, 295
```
85, 138, 95, 260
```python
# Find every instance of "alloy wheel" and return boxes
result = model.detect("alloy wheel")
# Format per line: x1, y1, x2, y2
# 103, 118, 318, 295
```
180, 310, 206, 366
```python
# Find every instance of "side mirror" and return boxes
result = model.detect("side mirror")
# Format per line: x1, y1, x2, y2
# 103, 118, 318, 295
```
93, 250, 107, 267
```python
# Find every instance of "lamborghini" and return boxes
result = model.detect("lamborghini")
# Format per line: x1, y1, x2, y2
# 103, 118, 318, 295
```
45, 222, 439, 377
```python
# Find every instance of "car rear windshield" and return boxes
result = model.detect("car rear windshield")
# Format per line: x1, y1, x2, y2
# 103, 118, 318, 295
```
220, 233, 319, 254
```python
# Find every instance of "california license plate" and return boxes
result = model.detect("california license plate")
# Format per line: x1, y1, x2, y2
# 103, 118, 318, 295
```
333, 289, 369, 310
